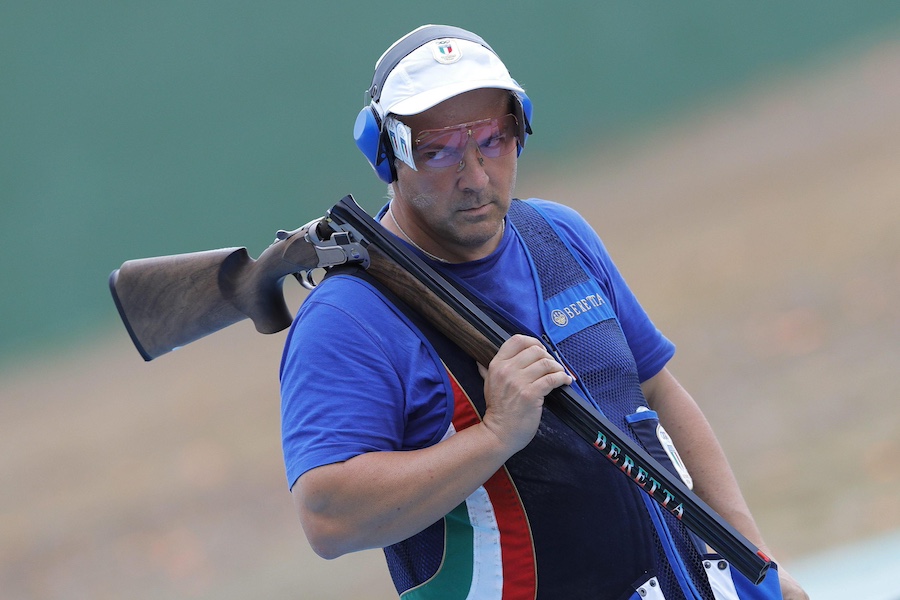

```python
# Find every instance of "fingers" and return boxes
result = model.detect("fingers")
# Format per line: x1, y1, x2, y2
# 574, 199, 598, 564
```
492, 335, 572, 390
492, 334, 543, 361
479, 335, 573, 453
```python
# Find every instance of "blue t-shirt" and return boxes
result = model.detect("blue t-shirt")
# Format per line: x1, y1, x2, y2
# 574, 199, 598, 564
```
280, 199, 674, 489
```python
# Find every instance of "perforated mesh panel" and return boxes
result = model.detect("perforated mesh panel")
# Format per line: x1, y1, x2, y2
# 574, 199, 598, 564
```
665, 511, 717, 600
507, 202, 588, 299
557, 319, 644, 427
654, 529, 686, 600
383, 518, 444, 594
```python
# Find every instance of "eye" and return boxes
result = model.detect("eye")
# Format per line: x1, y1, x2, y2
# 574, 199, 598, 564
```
480, 131, 507, 150
424, 146, 448, 158
416, 128, 466, 167
475, 120, 513, 156
421, 145, 453, 162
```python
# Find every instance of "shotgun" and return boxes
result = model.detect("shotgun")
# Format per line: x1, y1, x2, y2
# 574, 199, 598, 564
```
109, 194, 773, 584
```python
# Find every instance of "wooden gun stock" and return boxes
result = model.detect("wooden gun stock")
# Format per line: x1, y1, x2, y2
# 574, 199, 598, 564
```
109, 221, 323, 361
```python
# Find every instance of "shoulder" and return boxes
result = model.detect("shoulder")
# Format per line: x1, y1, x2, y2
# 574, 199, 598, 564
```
279, 271, 453, 485
285, 271, 441, 378
295, 272, 405, 335
518, 198, 601, 242
516, 198, 612, 265
519, 198, 589, 226
300, 270, 387, 309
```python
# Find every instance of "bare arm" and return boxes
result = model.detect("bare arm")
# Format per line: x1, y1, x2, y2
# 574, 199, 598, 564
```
293, 419, 510, 559
292, 334, 571, 559
641, 367, 808, 600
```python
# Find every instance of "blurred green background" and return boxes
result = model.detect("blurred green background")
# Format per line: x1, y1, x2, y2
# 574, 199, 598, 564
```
3, 4, 900, 599
2, 1, 899, 368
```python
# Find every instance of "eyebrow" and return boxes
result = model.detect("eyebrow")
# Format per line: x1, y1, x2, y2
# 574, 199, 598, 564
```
413, 113, 510, 139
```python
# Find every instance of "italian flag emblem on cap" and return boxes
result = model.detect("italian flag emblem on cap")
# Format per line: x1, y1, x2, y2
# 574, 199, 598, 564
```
432, 39, 462, 64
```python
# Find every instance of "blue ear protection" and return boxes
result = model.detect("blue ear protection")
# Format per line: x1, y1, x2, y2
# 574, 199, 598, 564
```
353, 25, 533, 183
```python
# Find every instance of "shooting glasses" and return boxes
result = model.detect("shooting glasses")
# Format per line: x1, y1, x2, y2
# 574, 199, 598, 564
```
413, 113, 519, 169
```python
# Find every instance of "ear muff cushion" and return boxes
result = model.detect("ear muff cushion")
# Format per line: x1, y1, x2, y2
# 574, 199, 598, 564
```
517, 91, 533, 156
354, 107, 394, 183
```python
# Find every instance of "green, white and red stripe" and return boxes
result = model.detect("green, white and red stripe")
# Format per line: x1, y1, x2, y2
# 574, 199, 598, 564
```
402, 371, 537, 599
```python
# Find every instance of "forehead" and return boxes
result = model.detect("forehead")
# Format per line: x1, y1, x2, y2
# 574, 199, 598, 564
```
401, 88, 510, 133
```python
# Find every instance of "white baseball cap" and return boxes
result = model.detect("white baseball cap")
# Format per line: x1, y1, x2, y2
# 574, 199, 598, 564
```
373, 25, 525, 117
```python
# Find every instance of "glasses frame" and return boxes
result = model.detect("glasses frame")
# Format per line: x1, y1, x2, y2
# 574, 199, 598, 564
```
412, 113, 519, 170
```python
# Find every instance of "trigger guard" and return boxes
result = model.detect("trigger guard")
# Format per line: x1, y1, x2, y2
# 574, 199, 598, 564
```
298, 270, 319, 290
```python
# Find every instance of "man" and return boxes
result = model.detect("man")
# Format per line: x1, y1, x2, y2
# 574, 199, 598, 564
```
281, 24, 807, 599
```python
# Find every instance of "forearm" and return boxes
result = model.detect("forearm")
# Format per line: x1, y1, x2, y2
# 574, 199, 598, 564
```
293, 420, 512, 559
641, 368, 767, 550
643, 368, 809, 598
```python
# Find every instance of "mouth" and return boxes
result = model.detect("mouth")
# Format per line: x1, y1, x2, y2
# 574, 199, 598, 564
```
459, 200, 494, 214
456, 204, 495, 223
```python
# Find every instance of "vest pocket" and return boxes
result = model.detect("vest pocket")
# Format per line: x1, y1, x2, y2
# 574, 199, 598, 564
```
625, 408, 694, 490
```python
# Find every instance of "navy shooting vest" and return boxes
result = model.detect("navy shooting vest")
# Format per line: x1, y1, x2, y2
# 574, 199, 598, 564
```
345, 200, 720, 599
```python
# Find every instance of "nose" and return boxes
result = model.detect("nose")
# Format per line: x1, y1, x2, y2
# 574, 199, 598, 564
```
456, 136, 489, 191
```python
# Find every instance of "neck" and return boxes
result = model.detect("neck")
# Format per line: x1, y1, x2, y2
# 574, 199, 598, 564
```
385, 203, 450, 263
382, 202, 505, 264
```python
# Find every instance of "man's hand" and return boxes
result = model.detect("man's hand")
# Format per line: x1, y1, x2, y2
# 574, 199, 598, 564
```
778, 567, 809, 600
478, 334, 572, 453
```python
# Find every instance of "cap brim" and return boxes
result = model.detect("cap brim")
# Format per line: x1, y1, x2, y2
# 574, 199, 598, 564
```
387, 80, 525, 116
